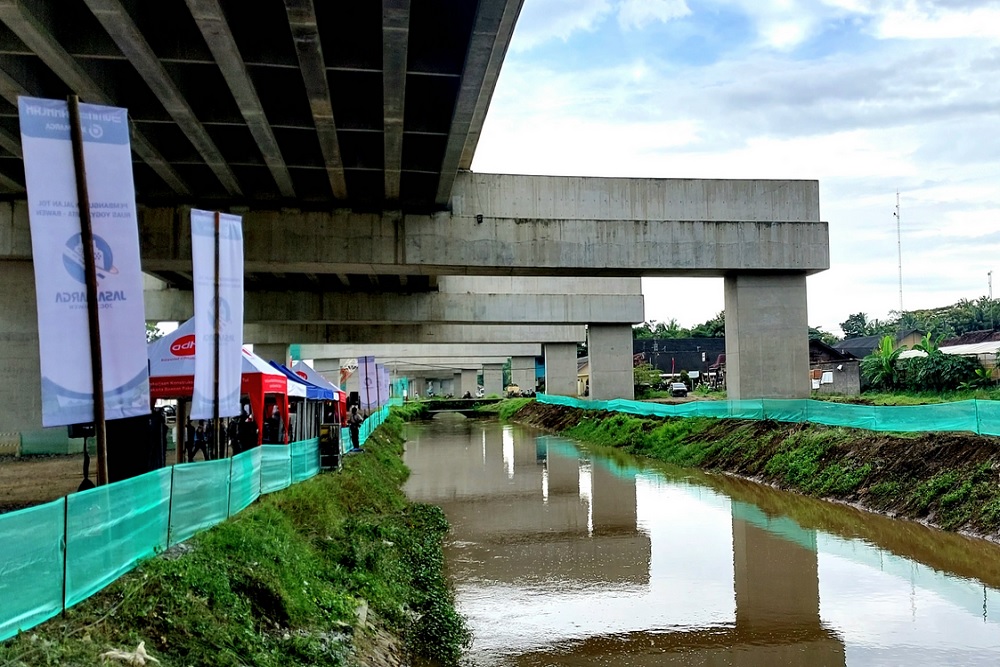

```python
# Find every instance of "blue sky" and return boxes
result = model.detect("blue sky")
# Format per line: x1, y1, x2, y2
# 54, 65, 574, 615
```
472, 0, 1000, 336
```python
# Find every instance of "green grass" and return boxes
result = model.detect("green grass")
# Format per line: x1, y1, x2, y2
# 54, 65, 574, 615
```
392, 401, 430, 421
0, 414, 469, 667
817, 389, 1000, 406
475, 397, 533, 421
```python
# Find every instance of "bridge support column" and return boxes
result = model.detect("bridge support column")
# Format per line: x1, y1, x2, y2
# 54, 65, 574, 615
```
252, 343, 290, 365
544, 343, 577, 397
724, 274, 810, 399
461, 369, 478, 396
453, 372, 463, 396
511, 356, 535, 393
411, 377, 426, 398
483, 363, 504, 397
0, 261, 71, 452
588, 325, 634, 400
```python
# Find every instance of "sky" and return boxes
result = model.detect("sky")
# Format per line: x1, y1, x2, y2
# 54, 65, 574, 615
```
470, 0, 1000, 337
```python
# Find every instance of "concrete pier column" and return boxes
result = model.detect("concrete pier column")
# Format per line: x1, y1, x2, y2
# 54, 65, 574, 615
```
587, 325, 634, 400
0, 262, 70, 450
544, 343, 577, 397
483, 363, 504, 397
252, 343, 290, 365
511, 356, 535, 393
724, 273, 810, 399
412, 377, 426, 397
453, 372, 463, 396
461, 369, 478, 396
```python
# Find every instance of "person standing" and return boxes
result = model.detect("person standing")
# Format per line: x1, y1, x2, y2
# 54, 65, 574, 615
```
348, 406, 363, 450
188, 419, 209, 462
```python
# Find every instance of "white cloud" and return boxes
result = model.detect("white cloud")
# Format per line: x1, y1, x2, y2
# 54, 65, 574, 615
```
617, 0, 691, 30
875, 4, 1000, 40
508, 0, 613, 52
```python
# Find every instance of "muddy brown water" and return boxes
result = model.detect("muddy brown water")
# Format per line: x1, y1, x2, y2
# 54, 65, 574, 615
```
402, 419, 1000, 666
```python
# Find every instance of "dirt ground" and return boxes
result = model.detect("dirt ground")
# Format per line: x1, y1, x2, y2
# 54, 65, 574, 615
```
0, 453, 89, 514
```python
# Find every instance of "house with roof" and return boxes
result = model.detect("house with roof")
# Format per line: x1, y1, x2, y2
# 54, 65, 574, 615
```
834, 330, 923, 359
809, 340, 862, 395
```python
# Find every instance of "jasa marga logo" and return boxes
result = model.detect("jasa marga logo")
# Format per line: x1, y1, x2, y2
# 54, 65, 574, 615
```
55, 233, 127, 304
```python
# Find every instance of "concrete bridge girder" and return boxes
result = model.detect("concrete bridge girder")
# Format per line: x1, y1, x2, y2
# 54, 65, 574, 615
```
144, 289, 645, 326
241, 323, 587, 345
0, 177, 826, 277
296, 343, 541, 359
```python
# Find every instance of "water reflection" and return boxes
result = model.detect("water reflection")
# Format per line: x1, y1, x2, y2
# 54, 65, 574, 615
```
402, 421, 1000, 666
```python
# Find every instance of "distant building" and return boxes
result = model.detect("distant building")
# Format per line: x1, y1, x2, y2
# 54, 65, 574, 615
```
834, 330, 923, 359
633, 338, 725, 378
809, 340, 862, 396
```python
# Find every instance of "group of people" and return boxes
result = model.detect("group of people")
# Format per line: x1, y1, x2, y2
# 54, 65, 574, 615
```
184, 406, 262, 462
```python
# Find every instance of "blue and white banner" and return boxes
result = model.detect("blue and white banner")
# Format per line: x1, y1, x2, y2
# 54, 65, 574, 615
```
18, 97, 150, 427
190, 209, 244, 420
358, 356, 377, 411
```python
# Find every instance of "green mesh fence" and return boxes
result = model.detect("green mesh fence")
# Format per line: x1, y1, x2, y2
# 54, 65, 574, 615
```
168, 459, 230, 547
228, 447, 262, 516
0, 499, 65, 641
65, 469, 172, 608
260, 444, 291, 494
291, 438, 319, 483
537, 393, 1000, 435
0, 411, 391, 643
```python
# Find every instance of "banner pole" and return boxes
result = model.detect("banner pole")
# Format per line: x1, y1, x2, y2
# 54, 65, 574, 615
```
213, 211, 222, 459
67, 95, 109, 487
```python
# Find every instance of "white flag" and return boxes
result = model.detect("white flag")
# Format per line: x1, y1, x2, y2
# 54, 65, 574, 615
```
190, 209, 244, 420
18, 97, 150, 427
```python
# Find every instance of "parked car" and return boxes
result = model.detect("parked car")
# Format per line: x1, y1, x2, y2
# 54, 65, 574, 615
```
669, 382, 688, 397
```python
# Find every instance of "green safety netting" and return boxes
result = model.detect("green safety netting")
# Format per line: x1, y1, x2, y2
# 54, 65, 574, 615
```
0, 406, 396, 644
66, 468, 172, 608
168, 460, 230, 546
229, 447, 262, 516
291, 438, 319, 483
537, 394, 1000, 435
260, 444, 291, 494
0, 499, 65, 642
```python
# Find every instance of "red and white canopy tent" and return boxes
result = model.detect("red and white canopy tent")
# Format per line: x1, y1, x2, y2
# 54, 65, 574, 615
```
148, 318, 292, 444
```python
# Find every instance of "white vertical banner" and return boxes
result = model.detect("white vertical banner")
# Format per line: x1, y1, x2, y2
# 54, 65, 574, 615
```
358, 356, 377, 411
18, 97, 150, 427
374, 364, 384, 407
190, 209, 244, 420
378, 365, 389, 406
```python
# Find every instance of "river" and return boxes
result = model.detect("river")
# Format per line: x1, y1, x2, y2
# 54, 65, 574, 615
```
402, 418, 1000, 666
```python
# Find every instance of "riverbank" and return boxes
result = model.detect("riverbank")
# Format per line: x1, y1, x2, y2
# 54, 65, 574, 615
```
0, 414, 469, 667
507, 401, 1000, 540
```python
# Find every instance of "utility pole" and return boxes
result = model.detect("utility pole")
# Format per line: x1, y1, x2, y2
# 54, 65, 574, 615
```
893, 191, 903, 314
990, 271, 994, 331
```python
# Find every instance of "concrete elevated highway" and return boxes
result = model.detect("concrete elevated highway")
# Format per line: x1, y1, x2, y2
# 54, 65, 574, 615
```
0, 0, 829, 442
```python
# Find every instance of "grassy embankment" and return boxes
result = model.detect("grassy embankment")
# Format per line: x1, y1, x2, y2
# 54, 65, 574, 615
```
817, 389, 1000, 405
507, 400, 1000, 538
0, 413, 469, 667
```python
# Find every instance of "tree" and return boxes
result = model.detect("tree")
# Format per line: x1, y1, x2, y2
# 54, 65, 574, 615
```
145, 322, 164, 343
840, 312, 872, 339
808, 326, 840, 346
860, 335, 905, 390
632, 319, 691, 340
633, 363, 660, 394
690, 311, 725, 338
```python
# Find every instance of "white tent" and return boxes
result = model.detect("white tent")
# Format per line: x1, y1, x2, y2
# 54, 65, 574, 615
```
290, 361, 342, 398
